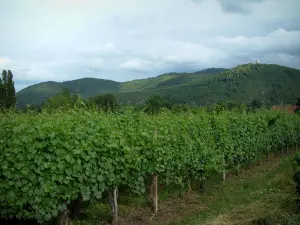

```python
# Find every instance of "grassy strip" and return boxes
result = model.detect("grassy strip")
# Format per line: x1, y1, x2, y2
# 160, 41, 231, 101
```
170, 156, 299, 225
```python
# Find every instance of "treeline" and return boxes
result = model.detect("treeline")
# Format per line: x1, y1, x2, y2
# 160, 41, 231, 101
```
2, 69, 300, 114
0, 70, 16, 109
24, 87, 300, 115
25, 88, 118, 112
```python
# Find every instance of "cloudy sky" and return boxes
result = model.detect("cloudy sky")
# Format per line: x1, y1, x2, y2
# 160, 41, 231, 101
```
0, 0, 300, 91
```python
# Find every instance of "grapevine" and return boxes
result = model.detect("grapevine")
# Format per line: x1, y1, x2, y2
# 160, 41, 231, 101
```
0, 108, 300, 222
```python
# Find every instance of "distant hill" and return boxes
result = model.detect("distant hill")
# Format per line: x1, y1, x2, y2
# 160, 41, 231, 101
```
16, 78, 120, 108
157, 63, 300, 106
16, 64, 300, 108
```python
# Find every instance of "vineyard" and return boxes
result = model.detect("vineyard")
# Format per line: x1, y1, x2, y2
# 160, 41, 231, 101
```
1, 108, 300, 224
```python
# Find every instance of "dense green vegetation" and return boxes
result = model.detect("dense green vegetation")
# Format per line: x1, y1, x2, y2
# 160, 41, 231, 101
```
159, 63, 300, 106
1, 108, 300, 223
118, 68, 227, 92
294, 152, 300, 197
16, 63, 300, 108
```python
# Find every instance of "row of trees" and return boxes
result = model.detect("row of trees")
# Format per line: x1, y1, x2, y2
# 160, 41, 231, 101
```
26, 88, 118, 112
0, 70, 16, 109
26, 89, 300, 115
143, 94, 266, 114
144, 95, 300, 114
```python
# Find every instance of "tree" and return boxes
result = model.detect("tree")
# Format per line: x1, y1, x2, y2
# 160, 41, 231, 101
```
89, 93, 117, 111
144, 94, 166, 114
248, 99, 262, 112
212, 102, 227, 114
0, 77, 5, 108
295, 98, 300, 114
0, 70, 16, 109
172, 103, 190, 113
6, 70, 16, 108
1, 70, 8, 108
45, 88, 80, 109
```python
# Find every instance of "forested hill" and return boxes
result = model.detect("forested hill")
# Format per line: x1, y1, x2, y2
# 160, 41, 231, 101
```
157, 63, 300, 106
16, 78, 121, 108
16, 64, 300, 108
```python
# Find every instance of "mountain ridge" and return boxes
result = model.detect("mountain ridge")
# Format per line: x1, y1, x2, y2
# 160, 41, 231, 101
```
16, 64, 300, 108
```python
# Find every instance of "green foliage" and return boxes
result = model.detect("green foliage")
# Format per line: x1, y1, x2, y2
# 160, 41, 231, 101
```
144, 94, 170, 114
248, 98, 263, 112
88, 93, 117, 111
293, 152, 300, 195
211, 102, 228, 114
43, 88, 81, 110
1, 109, 300, 222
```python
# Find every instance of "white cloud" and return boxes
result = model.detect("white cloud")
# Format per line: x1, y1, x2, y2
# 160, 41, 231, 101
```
161, 41, 226, 65
87, 57, 104, 69
104, 43, 115, 50
16, 65, 68, 81
0, 57, 13, 67
120, 59, 156, 71
84, 68, 93, 73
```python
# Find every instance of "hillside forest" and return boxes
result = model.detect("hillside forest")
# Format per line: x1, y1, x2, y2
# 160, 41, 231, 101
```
14, 63, 300, 110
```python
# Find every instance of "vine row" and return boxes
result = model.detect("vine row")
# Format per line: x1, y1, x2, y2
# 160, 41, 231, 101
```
0, 109, 300, 222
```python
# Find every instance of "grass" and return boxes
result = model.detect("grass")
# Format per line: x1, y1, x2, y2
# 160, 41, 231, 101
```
170, 154, 299, 225
73, 153, 300, 225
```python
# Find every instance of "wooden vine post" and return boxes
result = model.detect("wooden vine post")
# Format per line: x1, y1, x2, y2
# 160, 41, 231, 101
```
152, 174, 158, 213
59, 210, 70, 225
187, 176, 192, 192
152, 130, 158, 213
108, 188, 118, 224
223, 169, 226, 182
113, 188, 118, 224
223, 152, 226, 182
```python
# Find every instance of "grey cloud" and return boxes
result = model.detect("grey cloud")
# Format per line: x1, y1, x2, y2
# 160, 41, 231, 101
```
190, 0, 266, 14
211, 29, 300, 59
217, 0, 265, 14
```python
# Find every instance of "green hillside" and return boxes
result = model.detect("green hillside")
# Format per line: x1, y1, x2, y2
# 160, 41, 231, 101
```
16, 64, 300, 108
119, 68, 227, 92
16, 81, 64, 108
16, 78, 120, 108
158, 63, 300, 106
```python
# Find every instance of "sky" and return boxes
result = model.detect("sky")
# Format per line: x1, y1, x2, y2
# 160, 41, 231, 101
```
0, 0, 300, 92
